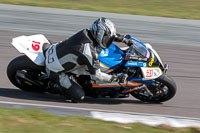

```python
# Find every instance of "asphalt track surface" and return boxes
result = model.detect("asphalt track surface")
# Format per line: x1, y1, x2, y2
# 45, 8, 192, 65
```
0, 4, 200, 118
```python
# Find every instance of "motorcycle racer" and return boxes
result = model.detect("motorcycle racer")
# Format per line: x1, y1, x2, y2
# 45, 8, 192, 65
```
45, 17, 133, 102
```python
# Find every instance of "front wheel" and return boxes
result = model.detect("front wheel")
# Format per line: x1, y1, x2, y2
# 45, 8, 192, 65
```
131, 74, 177, 103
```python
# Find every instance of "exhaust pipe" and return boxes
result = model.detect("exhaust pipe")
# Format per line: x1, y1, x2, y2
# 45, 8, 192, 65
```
16, 70, 45, 87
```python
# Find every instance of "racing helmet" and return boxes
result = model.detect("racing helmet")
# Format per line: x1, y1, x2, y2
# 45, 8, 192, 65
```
90, 17, 116, 49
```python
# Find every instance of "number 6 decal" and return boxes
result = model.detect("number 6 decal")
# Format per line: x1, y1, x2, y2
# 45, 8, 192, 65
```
32, 41, 40, 51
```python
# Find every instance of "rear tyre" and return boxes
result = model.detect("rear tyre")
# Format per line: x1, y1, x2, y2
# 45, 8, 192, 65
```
7, 55, 46, 93
131, 74, 177, 103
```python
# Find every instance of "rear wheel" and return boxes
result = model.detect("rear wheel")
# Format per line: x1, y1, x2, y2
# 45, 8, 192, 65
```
131, 74, 177, 103
7, 55, 46, 93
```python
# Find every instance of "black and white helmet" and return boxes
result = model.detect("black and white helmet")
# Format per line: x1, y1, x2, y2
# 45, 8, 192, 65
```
90, 17, 116, 49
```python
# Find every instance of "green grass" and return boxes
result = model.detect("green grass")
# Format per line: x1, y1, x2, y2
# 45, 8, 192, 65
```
0, 0, 200, 20
0, 107, 199, 133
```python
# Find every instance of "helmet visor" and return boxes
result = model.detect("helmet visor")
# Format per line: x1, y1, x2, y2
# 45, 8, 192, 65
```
101, 35, 115, 49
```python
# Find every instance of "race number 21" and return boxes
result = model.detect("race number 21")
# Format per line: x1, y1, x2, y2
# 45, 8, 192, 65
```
146, 69, 153, 77
32, 41, 40, 51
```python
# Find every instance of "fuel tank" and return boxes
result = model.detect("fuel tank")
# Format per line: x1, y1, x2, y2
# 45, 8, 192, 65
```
98, 44, 125, 73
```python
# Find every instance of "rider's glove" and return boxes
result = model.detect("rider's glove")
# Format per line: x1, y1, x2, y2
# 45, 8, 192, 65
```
110, 73, 128, 83
117, 73, 128, 83
123, 35, 134, 46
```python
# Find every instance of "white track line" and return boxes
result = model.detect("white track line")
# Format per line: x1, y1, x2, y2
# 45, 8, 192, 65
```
0, 100, 200, 127
91, 112, 200, 127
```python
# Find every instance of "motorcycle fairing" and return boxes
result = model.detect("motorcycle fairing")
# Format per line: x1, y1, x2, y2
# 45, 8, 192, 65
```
95, 36, 163, 92
141, 67, 162, 80
92, 81, 142, 88
12, 34, 49, 66
99, 61, 114, 73
98, 44, 125, 73
125, 61, 147, 67
92, 81, 143, 92
144, 43, 164, 68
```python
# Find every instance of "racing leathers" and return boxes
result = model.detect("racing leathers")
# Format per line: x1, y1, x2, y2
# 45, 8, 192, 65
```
45, 29, 130, 101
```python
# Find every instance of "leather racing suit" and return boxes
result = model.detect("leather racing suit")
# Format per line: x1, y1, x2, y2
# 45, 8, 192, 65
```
45, 29, 127, 101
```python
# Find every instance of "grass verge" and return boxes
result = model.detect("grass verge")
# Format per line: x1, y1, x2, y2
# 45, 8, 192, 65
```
0, 0, 200, 20
0, 106, 199, 133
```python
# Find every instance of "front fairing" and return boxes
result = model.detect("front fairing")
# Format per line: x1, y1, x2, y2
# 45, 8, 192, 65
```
125, 36, 164, 80
144, 43, 164, 69
128, 36, 163, 69
147, 51, 161, 67
95, 36, 165, 90
98, 35, 164, 75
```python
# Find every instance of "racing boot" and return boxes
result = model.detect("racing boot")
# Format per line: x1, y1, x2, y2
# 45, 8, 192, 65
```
59, 73, 85, 103
47, 81, 63, 95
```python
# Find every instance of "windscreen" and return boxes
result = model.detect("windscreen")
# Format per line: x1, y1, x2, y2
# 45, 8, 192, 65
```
132, 40, 150, 58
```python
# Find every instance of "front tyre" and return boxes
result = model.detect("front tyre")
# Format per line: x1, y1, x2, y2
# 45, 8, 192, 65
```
7, 55, 46, 93
131, 74, 177, 103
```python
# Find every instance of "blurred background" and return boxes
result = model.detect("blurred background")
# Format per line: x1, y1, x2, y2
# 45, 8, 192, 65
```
0, 0, 200, 19
0, 0, 200, 132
